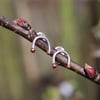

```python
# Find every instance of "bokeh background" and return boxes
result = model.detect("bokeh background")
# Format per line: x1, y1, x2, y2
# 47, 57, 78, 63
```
0, 0, 100, 100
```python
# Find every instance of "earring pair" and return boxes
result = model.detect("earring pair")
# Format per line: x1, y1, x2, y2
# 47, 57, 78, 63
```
31, 33, 71, 69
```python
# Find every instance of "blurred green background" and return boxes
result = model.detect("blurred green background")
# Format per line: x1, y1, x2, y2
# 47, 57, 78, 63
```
0, 0, 100, 100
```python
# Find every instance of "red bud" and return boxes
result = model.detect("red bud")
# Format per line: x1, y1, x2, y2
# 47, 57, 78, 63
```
16, 18, 31, 30
84, 64, 97, 79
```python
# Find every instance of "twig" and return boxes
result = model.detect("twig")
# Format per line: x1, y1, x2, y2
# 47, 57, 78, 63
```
0, 16, 100, 85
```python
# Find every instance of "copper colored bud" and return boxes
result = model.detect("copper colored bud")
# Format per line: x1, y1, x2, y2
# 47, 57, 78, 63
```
52, 63, 57, 69
31, 48, 35, 53
47, 50, 51, 55
67, 64, 71, 68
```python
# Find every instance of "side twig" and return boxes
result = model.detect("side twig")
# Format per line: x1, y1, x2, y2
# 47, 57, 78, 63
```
0, 16, 100, 85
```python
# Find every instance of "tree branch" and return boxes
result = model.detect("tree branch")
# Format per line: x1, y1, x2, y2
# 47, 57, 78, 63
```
0, 16, 100, 85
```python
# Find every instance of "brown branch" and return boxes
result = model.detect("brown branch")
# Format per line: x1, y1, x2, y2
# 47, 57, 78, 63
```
0, 16, 100, 85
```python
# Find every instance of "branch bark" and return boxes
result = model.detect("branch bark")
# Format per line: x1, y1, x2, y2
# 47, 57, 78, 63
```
0, 16, 100, 85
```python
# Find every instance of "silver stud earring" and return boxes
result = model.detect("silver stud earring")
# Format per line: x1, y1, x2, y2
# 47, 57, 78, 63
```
52, 46, 70, 68
31, 32, 51, 55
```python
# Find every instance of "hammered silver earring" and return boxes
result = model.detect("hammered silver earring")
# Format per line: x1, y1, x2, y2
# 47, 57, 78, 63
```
52, 46, 71, 68
31, 32, 51, 55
